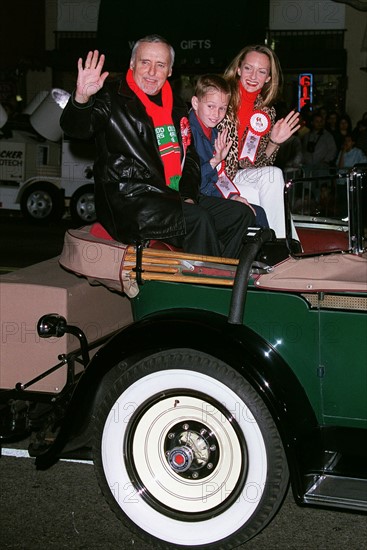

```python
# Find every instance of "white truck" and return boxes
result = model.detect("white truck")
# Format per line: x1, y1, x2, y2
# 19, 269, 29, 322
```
0, 131, 96, 224
0, 89, 97, 224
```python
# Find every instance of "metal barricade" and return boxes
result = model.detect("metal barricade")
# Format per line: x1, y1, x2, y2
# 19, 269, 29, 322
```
285, 164, 366, 254
347, 164, 367, 254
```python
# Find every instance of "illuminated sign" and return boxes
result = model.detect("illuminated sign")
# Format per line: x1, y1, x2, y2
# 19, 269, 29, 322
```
298, 73, 313, 111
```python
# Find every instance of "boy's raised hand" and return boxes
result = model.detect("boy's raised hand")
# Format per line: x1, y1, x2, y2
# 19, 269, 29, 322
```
75, 50, 110, 104
210, 128, 233, 168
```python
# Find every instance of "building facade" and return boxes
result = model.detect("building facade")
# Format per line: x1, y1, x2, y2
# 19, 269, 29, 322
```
0, 0, 366, 127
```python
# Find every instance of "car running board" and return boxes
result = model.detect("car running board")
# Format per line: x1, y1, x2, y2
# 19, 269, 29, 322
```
304, 474, 367, 512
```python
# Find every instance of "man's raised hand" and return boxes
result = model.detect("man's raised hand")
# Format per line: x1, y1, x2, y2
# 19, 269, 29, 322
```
75, 50, 109, 104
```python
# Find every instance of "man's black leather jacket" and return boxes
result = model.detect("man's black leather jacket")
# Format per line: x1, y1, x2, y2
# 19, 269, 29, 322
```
60, 77, 201, 244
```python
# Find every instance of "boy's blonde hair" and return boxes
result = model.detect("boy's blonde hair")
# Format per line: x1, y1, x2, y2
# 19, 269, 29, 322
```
194, 74, 232, 101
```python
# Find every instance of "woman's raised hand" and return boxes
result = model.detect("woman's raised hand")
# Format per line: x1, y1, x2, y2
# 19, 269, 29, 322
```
270, 110, 301, 145
75, 50, 109, 104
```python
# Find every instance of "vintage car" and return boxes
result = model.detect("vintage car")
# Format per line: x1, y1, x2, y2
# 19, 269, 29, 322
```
0, 166, 366, 549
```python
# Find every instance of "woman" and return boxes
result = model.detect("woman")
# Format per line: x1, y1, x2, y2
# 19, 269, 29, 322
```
334, 113, 353, 151
219, 44, 300, 238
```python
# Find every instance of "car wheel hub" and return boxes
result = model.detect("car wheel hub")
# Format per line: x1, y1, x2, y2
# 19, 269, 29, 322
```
27, 191, 52, 218
165, 421, 219, 479
76, 193, 96, 221
124, 392, 246, 516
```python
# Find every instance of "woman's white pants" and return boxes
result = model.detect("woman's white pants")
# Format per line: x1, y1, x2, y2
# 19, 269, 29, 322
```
233, 166, 286, 238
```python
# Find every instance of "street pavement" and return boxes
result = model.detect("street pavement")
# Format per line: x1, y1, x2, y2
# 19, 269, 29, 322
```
1, 450, 366, 550
0, 211, 72, 273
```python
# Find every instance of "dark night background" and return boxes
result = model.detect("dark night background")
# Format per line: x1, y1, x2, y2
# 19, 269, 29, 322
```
96, 0, 270, 74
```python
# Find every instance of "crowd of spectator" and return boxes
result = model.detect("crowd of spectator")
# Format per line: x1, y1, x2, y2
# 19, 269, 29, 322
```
274, 105, 367, 220
275, 105, 367, 176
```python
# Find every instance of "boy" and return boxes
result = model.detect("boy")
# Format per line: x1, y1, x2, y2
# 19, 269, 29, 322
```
189, 74, 269, 227
337, 133, 367, 170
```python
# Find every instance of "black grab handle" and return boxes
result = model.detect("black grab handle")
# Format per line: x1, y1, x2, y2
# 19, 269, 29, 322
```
228, 228, 275, 325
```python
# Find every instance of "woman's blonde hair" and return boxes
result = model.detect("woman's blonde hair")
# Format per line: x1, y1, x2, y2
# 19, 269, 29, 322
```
224, 44, 282, 116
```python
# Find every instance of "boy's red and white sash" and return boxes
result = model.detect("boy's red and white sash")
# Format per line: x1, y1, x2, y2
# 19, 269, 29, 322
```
215, 162, 240, 199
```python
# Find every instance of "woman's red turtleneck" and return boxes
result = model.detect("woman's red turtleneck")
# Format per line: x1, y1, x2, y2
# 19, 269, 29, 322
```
237, 84, 261, 144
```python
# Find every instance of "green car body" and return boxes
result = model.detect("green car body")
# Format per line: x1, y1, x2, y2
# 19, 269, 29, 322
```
1, 168, 366, 549
132, 278, 367, 429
